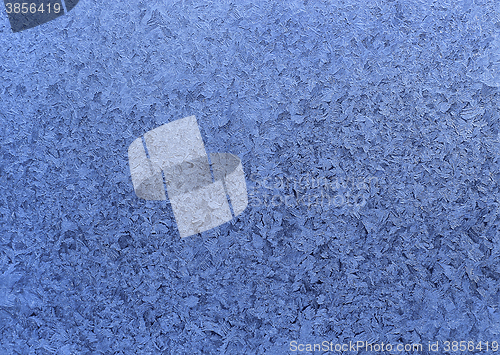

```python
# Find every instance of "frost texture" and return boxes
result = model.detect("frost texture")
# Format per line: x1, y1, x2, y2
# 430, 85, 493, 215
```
1, 0, 500, 354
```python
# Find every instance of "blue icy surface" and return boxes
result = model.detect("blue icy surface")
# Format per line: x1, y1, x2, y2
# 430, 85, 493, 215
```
1, 1, 500, 354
